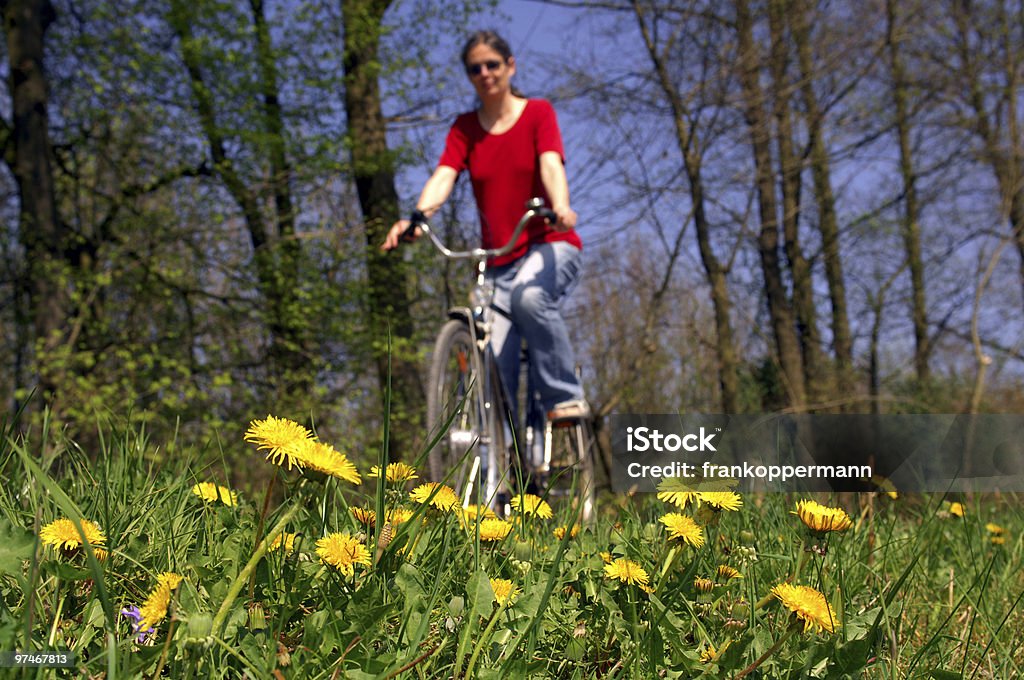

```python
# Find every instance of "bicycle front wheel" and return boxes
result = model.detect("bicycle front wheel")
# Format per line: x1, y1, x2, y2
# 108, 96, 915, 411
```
544, 417, 597, 524
426, 320, 494, 498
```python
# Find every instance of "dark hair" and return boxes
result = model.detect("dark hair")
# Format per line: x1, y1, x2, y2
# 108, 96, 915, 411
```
460, 30, 513, 65
460, 30, 526, 98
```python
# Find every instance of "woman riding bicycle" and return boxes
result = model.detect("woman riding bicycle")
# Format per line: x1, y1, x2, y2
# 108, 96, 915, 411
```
383, 30, 588, 422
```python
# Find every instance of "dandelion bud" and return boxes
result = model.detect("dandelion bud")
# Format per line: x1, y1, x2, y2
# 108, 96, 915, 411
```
724, 618, 746, 633
247, 603, 266, 632
511, 558, 532, 575
379, 523, 393, 550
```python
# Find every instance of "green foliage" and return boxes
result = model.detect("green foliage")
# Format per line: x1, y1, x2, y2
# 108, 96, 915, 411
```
1, 412, 1023, 677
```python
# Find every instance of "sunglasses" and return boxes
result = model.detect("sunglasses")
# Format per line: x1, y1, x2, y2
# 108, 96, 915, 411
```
466, 59, 504, 76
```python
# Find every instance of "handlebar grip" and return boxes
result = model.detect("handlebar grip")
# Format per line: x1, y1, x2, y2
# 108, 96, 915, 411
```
401, 209, 426, 243
538, 208, 557, 224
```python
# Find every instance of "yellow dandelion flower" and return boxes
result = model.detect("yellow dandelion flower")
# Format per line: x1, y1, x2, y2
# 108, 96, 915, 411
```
316, 532, 371, 576
490, 578, 521, 606
457, 505, 488, 528
191, 482, 237, 507
659, 513, 705, 548
138, 572, 184, 629
694, 576, 714, 593
599, 551, 613, 564
986, 523, 1007, 545
460, 504, 497, 524
368, 462, 419, 483
656, 478, 699, 509
350, 507, 376, 526
510, 494, 552, 519
245, 415, 313, 470
268, 532, 297, 553
771, 583, 839, 634
477, 519, 514, 542
157, 572, 183, 589
553, 524, 580, 540
604, 558, 649, 588
698, 491, 742, 511
409, 483, 460, 512
716, 564, 743, 581
657, 490, 699, 508
39, 518, 106, 554
793, 500, 853, 533
287, 439, 361, 484
701, 640, 730, 662
949, 502, 965, 518
386, 508, 414, 525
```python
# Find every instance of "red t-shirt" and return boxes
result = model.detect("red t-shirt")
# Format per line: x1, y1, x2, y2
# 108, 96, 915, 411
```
438, 99, 583, 266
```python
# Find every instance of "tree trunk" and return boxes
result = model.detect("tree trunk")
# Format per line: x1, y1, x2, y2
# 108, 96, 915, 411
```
951, 0, 1024, 314
249, 0, 310, 393
735, 0, 807, 410
886, 0, 930, 385
341, 0, 423, 456
2, 0, 64, 405
768, 0, 825, 404
169, 0, 311, 400
632, 0, 741, 413
791, 0, 855, 401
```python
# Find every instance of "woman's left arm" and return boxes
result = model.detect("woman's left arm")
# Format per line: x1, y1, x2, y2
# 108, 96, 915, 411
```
539, 151, 578, 231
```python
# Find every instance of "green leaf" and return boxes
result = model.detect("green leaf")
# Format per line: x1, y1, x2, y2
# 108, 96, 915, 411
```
929, 671, 962, 680
843, 607, 881, 641
824, 636, 877, 679
342, 596, 391, 641
302, 609, 330, 648
84, 598, 106, 628
0, 520, 36, 575
565, 636, 587, 662
455, 570, 494, 677
47, 562, 92, 581
718, 631, 755, 669
466, 569, 495, 622
396, 563, 429, 645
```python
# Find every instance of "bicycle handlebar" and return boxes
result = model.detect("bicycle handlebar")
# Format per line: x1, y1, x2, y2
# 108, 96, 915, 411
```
404, 198, 557, 260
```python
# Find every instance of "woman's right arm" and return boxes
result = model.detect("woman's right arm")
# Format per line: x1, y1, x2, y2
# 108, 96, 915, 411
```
381, 165, 459, 250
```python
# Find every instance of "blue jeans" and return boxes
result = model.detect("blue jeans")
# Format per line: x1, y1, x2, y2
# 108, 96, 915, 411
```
488, 241, 584, 415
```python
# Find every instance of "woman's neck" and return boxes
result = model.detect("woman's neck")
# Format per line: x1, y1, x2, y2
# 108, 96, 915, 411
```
477, 93, 526, 132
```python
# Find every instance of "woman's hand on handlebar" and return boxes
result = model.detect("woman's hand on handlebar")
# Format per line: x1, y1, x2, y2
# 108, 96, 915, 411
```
549, 204, 578, 232
381, 219, 422, 251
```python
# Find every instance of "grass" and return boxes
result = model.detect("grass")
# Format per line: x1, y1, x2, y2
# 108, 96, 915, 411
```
1, 413, 1023, 678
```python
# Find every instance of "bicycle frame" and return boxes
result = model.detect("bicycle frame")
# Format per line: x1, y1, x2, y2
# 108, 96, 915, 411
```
416, 198, 554, 504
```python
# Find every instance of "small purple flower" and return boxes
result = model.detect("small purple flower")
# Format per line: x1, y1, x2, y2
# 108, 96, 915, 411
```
120, 605, 155, 643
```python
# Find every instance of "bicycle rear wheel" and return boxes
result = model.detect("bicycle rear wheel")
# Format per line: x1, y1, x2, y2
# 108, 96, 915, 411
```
425, 320, 507, 504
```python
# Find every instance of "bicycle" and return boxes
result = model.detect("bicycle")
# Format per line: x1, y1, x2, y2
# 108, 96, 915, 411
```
407, 198, 596, 522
